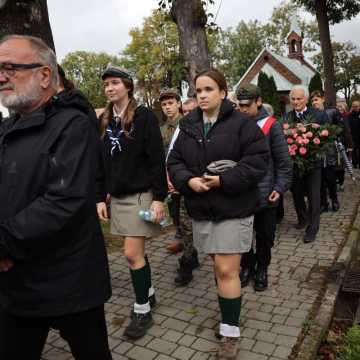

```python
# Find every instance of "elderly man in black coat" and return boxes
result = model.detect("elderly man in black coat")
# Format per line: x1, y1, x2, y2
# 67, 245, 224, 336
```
0, 35, 112, 359
284, 85, 328, 243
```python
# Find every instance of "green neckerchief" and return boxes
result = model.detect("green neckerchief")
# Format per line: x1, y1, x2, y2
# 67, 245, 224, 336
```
203, 110, 219, 137
204, 121, 212, 137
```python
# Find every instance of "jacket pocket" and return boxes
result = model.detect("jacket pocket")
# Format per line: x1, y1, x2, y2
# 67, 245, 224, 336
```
239, 216, 254, 228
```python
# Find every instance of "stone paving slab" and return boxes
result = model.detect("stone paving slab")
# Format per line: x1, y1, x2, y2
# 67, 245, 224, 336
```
42, 174, 360, 359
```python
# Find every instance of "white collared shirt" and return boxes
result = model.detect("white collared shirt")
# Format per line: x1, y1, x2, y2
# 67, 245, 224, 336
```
295, 106, 308, 118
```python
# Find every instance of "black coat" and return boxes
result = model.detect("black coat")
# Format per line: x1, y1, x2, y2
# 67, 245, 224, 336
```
324, 107, 352, 167
349, 111, 360, 145
255, 108, 293, 209
167, 100, 269, 221
0, 90, 111, 317
97, 106, 167, 202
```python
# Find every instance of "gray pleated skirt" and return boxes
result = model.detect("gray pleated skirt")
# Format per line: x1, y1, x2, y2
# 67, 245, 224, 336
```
193, 216, 254, 254
110, 191, 161, 238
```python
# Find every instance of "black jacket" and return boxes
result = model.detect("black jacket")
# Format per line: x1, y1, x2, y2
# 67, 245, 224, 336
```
167, 100, 269, 221
254, 108, 292, 209
324, 107, 352, 167
349, 110, 360, 145
97, 106, 167, 202
0, 90, 111, 317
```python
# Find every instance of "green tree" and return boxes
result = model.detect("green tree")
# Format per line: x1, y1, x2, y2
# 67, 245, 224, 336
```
257, 72, 281, 116
312, 41, 360, 105
0, 0, 55, 50
333, 42, 360, 105
308, 73, 323, 94
211, 1, 319, 88
120, 10, 182, 108
213, 21, 266, 87
61, 51, 122, 108
293, 0, 360, 106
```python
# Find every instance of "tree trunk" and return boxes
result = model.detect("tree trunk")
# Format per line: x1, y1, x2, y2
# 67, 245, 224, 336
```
314, 0, 336, 106
343, 84, 351, 106
0, 0, 55, 51
171, 0, 210, 96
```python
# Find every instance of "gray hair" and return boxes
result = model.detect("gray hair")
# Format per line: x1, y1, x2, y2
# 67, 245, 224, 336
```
290, 84, 309, 99
263, 103, 274, 116
0, 35, 59, 89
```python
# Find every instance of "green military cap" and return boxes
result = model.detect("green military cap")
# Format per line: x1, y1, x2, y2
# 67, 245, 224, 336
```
159, 88, 181, 102
236, 84, 261, 104
101, 64, 133, 81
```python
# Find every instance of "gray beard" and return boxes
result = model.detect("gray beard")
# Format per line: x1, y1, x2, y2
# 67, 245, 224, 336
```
0, 80, 42, 113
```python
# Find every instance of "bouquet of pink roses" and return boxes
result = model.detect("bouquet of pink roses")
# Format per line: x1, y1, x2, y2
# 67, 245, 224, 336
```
282, 121, 341, 175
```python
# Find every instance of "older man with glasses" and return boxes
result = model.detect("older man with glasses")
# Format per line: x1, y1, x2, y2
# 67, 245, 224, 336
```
0, 35, 112, 360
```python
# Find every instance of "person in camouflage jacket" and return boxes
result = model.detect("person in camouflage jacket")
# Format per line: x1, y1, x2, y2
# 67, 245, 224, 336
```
159, 89, 199, 286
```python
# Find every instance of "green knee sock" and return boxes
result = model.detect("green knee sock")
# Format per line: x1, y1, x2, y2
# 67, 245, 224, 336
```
218, 295, 242, 327
130, 265, 149, 305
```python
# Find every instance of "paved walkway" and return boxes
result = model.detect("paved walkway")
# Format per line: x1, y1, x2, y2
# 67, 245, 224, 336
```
42, 175, 359, 360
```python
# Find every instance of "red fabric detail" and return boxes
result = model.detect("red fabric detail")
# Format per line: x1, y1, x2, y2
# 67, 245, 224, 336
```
261, 116, 276, 135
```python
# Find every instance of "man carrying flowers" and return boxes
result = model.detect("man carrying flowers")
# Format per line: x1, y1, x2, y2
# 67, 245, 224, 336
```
284, 85, 328, 243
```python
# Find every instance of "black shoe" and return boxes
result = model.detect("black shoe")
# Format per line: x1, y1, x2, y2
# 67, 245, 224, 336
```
303, 232, 316, 243
174, 255, 194, 286
294, 221, 307, 230
254, 267, 268, 292
240, 267, 253, 288
332, 200, 340, 212
124, 312, 153, 339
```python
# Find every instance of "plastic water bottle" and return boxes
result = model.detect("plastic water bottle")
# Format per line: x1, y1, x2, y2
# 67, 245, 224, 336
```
139, 210, 167, 227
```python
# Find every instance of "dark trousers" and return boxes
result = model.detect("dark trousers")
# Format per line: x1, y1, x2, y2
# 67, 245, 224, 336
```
241, 207, 277, 269
321, 166, 338, 205
353, 145, 360, 168
336, 168, 345, 186
291, 167, 322, 235
168, 193, 181, 227
276, 195, 284, 221
0, 305, 112, 360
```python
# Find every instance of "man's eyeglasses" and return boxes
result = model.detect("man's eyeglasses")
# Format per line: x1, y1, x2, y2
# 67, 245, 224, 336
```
0, 62, 43, 78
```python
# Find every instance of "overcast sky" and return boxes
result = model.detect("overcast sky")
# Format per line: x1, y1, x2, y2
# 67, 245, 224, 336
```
49, 0, 360, 61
